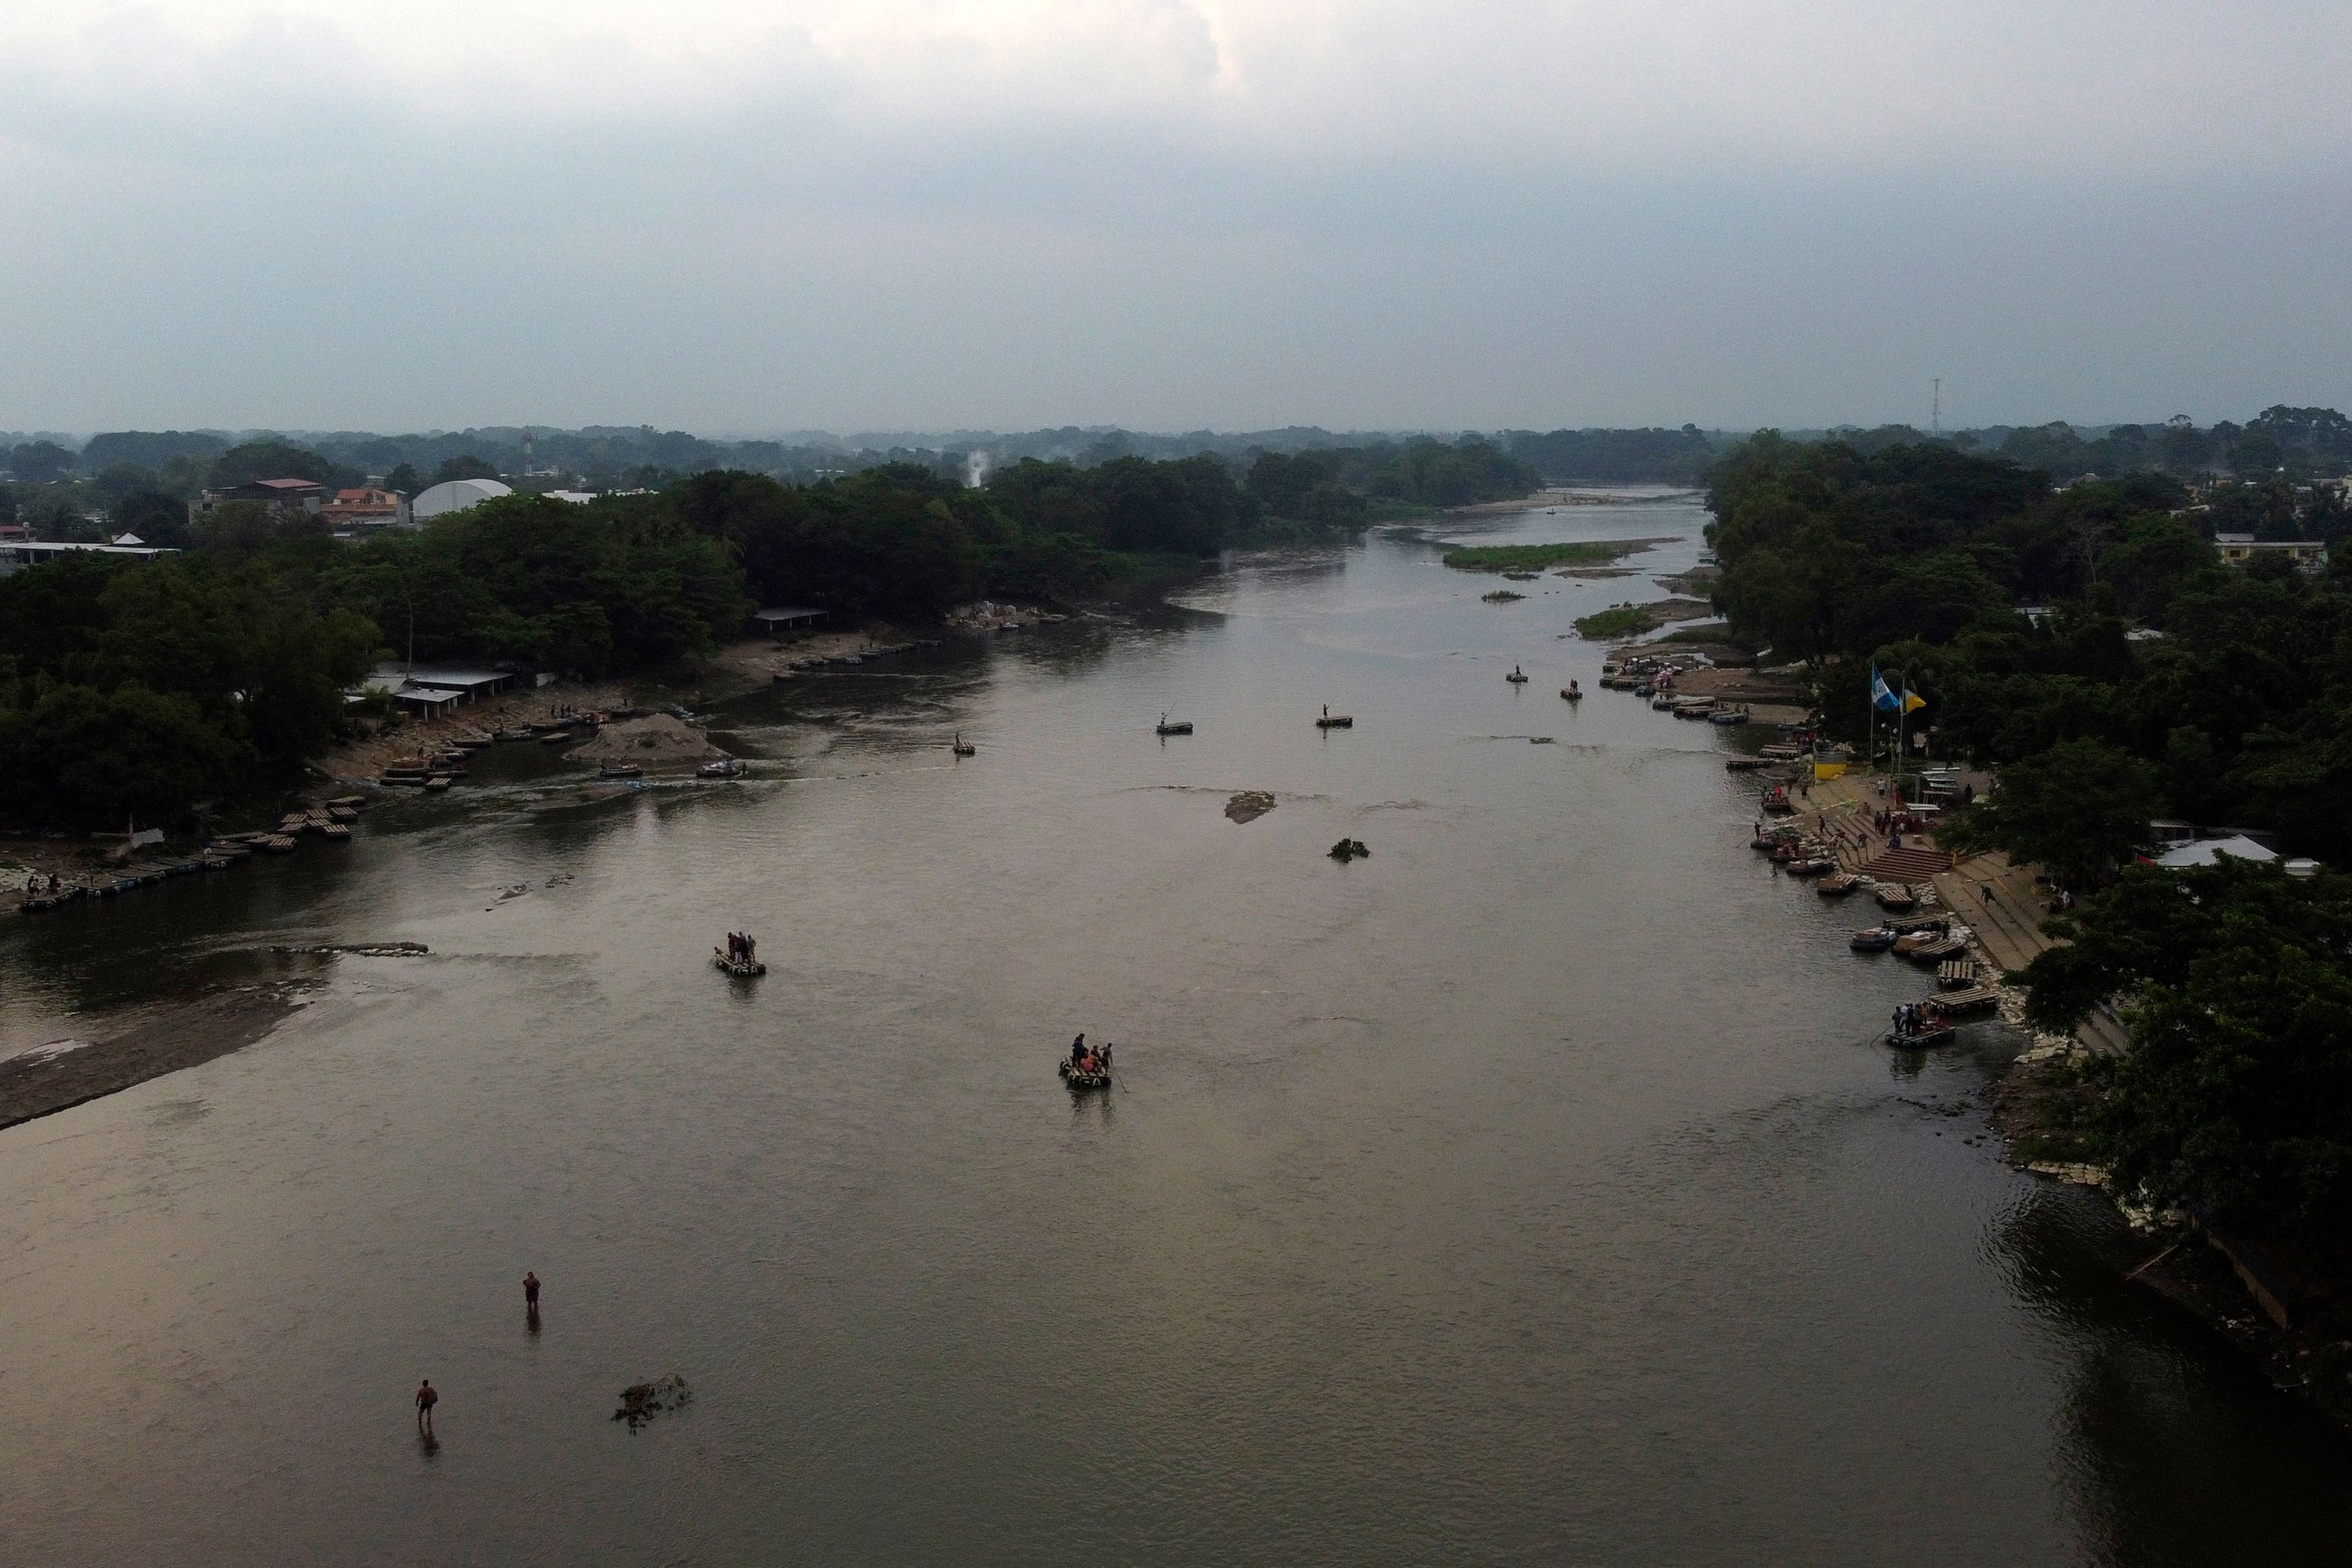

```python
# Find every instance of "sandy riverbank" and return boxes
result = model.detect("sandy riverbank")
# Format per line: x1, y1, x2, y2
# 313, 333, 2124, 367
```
0, 978, 314, 1132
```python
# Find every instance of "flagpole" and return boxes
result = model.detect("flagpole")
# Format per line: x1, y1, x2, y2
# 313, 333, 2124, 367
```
1896, 670, 1911, 805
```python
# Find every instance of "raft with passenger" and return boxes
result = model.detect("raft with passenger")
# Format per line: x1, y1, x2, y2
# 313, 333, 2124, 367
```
1058, 1040, 1114, 1091
713, 930, 765, 976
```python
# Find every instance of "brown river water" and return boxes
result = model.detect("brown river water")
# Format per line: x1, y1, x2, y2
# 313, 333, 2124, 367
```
2, 492, 2347, 1566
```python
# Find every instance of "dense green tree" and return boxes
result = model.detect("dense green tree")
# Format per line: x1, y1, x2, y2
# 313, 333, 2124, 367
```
111, 490, 193, 548
0, 683, 243, 829
20, 488, 102, 541
210, 441, 337, 488
433, 454, 501, 485
92, 462, 159, 505
2015, 863, 2352, 1258
1938, 737, 2158, 888
8, 441, 78, 483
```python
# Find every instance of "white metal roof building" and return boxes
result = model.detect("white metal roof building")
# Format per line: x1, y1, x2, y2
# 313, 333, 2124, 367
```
411, 477, 514, 520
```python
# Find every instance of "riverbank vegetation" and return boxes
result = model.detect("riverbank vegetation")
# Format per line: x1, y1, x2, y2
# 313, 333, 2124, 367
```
0, 549, 378, 829
2011, 861, 2352, 1289
1704, 426, 2352, 1327
1571, 605, 1653, 638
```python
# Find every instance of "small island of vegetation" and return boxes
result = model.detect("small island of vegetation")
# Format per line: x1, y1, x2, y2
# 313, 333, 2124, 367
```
1440, 539, 1658, 573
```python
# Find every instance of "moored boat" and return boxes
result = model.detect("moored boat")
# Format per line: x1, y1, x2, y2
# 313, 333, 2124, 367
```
698, 758, 742, 779
597, 761, 641, 780
1849, 927, 1897, 953
1875, 884, 1920, 913
1816, 871, 1860, 896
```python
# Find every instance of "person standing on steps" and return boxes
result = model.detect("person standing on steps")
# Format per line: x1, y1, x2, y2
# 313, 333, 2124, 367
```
416, 1378, 438, 1435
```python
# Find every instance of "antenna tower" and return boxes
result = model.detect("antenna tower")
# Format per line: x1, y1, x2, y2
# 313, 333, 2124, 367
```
1930, 379, 1941, 435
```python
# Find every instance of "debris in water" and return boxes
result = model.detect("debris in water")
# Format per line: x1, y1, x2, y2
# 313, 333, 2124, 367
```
268, 942, 429, 957
1329, 838, 1371, 862
1225, 791, 1278, 824
613, 1373, 692, 1430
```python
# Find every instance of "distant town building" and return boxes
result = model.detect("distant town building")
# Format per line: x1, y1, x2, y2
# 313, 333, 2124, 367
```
321, 487, 412, 531
411, 477, 514, 520
2212, 533, 2326, 571
751, 605, 826, 637
191, 477, 326, 525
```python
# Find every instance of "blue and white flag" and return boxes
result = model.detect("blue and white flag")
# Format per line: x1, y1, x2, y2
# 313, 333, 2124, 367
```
1870, 664, 1900, 712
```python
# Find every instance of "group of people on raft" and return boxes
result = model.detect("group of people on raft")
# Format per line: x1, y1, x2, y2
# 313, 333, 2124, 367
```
1066, 1033, 1113, 1079
721, 931, 759, 965
1890, 1001, 1940, 1039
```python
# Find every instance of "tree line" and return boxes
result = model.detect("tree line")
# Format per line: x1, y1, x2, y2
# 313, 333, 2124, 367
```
7, 441, 1518, 831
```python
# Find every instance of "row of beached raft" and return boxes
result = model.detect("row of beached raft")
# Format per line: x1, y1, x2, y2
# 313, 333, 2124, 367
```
376, 712, 615, 789
14, 797, 371, 913
1748, 818, 2001, 1045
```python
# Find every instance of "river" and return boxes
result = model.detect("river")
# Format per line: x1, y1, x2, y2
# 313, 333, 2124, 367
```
2, 491, 2346, 1566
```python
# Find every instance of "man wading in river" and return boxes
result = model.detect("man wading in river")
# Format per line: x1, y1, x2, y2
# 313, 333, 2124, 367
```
416, 1379, 438, 1436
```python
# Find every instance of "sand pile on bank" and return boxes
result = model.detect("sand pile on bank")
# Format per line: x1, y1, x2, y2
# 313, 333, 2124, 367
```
572, 714, 727, 768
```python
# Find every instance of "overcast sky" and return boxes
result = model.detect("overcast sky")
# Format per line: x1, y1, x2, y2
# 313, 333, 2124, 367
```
3, 2, 2347, 434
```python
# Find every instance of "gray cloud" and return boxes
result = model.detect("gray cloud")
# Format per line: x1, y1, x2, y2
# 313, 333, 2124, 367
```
2, 2, 2347, 430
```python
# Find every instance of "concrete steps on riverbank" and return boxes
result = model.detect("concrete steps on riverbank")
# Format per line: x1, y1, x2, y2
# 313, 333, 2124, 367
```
1933, 855, 2130, 1056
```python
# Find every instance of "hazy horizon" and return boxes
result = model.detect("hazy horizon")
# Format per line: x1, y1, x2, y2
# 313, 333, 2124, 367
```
5, 2, 2347, 433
